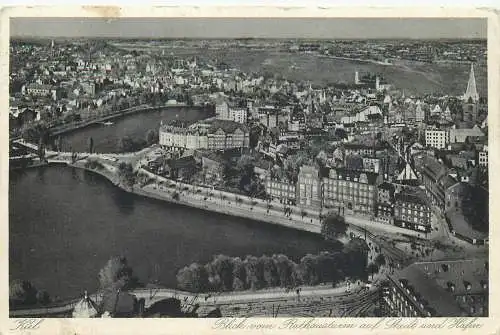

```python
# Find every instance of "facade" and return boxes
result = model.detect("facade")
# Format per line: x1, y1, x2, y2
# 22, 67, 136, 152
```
393, 191, 432, 232
215, 101, 248, 124
215, 101, 230, 119
265, 178, 296, 205
321, 168, 380, 215
478, 148, 488, 167
258, 111, 278, 129
419, 156, 457, 212
25, 84, 57, 98
297, 165, 321, 209
228, 108, 248, 124
449, 126, 484, 143
376, 182, 395, 224
375, 202, 394, 224
81, 82, 96, 96
383, 259, 488, 317
425, 129, 448, 149
362, 157, 382, 174
159, 121, 249, 150
415, 104, 426, 122
462, 100, 478, 123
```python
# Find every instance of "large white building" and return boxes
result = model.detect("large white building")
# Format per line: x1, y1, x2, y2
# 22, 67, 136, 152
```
425, 129, 448, 149
215, 101, 248, 124
479, 146, 488, 167
159, 119, 250, 150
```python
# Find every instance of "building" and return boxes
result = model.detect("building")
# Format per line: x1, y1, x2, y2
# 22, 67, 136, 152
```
377, 182, 395, 204
159, 119, 250, 150
463, 63, 479, 103
344, 143, 380, 157
362, 157, 382, 174
257, 107, 280, 129
419, 156, 457, 212
462, 64, 480, 123
215, 101, 230, 119
375, 182, 395, 224
265, 178, 296, 205
215, 101, 248, 124
448, 126, 485, 144
24, 84, 58, 99
478, 146, 488, 167
425, 129, 448, 149
393, 190, 432, 233
297, 165, 321, 209
383, 259, 488, 317
81, 82, 96, 96
415, 104, 426, 122
228, 108, 248, 124
321, 168, 381, 215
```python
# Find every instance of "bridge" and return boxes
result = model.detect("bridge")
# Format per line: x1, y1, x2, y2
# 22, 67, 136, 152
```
12, 139, 153, 167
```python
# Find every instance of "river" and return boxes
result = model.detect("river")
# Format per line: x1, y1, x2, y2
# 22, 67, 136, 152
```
9, 166, 338, 301
56, 106, 210, 153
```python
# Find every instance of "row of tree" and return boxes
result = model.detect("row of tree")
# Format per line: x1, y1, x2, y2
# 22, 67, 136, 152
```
176, 239, 369, 293
117, 162, 137, 189
9, 280, 51, 308
116, 129, 159, 153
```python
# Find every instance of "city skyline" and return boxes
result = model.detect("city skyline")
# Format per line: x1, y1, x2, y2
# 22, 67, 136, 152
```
10, 17, 487, 39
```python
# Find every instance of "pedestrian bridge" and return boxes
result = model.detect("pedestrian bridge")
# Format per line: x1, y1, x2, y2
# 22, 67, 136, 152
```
12, 139, 140, 163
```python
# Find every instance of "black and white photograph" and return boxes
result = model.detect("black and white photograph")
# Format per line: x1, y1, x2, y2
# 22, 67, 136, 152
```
6, 11, 491, 322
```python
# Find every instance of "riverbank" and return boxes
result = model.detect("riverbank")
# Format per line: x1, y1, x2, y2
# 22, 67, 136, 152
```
50, 103, 210, 137
73, 161, 321, 234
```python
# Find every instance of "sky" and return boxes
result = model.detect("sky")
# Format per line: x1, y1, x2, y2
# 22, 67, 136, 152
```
10, 18, 487, 39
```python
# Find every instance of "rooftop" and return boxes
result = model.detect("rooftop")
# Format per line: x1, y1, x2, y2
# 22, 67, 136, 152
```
388, 258, 488, 317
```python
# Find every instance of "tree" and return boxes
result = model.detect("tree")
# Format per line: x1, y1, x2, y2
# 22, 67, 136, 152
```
321, 212, 348, 240
260, 255, 279, 288
37, 138, 46, 161
98, 256, 138, 291
176, 263, 209, 293
236, 154, 255, 177
244, 255, 265, 290
9, 280, 39, 307
374, 254, 386, 267
343, 238, 369, 280
249, 124, 262, 149
367, 263, 379, 279
297, 254, 319, 286
117, 136, 146, 153
273, 254, 296, 288
117, 162, 136, 188
232, 257, 247, 291
206, 255, 235, 292
145, 129, 159, 146
88, 136, 94, 154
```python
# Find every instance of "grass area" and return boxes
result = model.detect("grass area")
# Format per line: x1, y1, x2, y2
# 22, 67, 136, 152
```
136, 47, 487, 97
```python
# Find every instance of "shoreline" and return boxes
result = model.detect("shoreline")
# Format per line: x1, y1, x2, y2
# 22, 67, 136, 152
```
50, 103, 210, 136
71, 162, 321, 234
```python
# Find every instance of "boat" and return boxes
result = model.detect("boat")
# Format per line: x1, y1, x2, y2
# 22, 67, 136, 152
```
102, 121, 114, 126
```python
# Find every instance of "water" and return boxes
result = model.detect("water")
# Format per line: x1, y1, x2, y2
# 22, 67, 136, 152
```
57, 106, 209, 153
9, 166, 336, 301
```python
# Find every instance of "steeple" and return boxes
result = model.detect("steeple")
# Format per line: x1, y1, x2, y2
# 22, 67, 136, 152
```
463, 63, 479, 103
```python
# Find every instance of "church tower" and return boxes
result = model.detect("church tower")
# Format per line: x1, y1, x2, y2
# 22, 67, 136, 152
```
463, 63, 479, 103
462, 63, 480, 123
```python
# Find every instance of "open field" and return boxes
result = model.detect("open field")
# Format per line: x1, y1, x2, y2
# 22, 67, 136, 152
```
200, 49, 487, 97
112, 43, 487, 97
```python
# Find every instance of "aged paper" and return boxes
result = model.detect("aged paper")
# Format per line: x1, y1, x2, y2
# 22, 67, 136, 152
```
0, 5, 499, 335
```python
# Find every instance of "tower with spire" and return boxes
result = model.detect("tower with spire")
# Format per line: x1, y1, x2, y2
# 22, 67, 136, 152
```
463, 63, 479, 103
462, 63, 480, 124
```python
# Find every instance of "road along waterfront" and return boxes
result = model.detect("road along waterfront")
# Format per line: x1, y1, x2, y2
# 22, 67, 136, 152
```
9, 164, 339, 302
